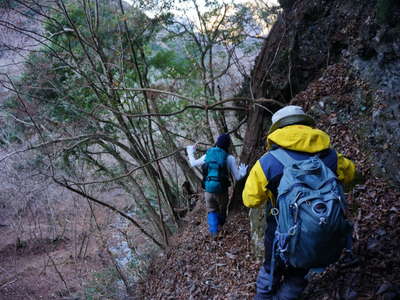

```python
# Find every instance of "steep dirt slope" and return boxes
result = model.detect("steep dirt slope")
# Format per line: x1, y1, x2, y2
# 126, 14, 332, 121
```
137, 203, 259, 300
291, 62, 400, 299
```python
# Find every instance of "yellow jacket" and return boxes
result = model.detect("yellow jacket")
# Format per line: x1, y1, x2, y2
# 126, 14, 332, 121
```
242, 125, 356, 208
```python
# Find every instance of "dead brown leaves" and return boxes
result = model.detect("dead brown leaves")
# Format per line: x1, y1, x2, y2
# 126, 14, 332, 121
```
293, 63, 400, 299
291, 63, 355, 109
136, 205, 260, 300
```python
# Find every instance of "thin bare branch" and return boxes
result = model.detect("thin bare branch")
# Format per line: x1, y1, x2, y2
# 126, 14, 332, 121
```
54, 177, 164, 249
62, 147, 185, 186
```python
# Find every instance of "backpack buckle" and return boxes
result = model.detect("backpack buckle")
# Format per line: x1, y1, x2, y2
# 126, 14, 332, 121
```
270, 208, 279, 216
288, 225, 297, 236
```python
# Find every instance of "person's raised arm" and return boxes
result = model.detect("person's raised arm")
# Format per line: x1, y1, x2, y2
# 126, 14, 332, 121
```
226, 155, 248, 181
186, 144, 206, 167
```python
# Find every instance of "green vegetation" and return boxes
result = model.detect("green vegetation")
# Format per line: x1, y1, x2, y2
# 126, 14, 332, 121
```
0, 0, 277, 294
0, 0, 14, 8
84, 267, 120, 299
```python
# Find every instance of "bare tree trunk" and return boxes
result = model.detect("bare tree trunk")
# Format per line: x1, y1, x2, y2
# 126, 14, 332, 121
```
229, 104, 269, 210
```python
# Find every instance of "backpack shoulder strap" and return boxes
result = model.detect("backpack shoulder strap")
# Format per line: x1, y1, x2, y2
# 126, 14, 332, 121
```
270, 148, 297, 167
204, 147, 215, 162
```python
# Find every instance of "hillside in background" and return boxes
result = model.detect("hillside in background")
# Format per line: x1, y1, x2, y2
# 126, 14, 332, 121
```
0, 0, 400, 299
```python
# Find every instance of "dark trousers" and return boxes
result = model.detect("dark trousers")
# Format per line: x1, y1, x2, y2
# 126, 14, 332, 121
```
255, 215, 308, 300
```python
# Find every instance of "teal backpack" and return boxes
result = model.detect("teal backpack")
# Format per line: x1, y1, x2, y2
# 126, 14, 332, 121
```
269, 148, 351, 271
203, 147, 230, 194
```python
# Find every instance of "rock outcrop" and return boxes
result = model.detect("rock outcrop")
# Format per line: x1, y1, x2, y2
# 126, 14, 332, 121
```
242, 1, 400, 297
245, 0, 400, 184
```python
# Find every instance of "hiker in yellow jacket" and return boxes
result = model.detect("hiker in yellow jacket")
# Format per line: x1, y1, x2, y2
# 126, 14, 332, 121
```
242, 106, 356, 300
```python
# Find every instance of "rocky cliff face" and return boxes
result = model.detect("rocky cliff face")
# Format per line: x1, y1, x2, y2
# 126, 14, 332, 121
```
245, 0, 400, 183
243, 0, 400, 297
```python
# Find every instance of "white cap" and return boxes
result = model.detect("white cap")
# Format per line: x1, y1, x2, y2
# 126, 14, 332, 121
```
271, 105, 306, 124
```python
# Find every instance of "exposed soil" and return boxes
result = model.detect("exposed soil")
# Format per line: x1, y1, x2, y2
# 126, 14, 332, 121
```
0, 171, 116, 300
137, 203, 259, 300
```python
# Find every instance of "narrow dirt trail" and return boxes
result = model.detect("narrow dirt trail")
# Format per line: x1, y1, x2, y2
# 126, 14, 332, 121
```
137, 204, 260, 300
136, 173, 400, 300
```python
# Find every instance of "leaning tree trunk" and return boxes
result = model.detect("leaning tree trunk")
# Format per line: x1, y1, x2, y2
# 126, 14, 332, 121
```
228, 12, 292, 256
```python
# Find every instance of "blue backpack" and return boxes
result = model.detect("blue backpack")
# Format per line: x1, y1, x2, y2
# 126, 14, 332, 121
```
203, 147, 229, 194
269, 148, 351, 270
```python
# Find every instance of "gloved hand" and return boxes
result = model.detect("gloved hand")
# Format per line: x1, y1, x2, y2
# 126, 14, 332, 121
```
238, 163, 248, 178
186, 144, 196, 155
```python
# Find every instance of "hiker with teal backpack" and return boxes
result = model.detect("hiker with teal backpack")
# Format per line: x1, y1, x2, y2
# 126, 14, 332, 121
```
187, 134, 248, 238
242, 106, 358, 300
